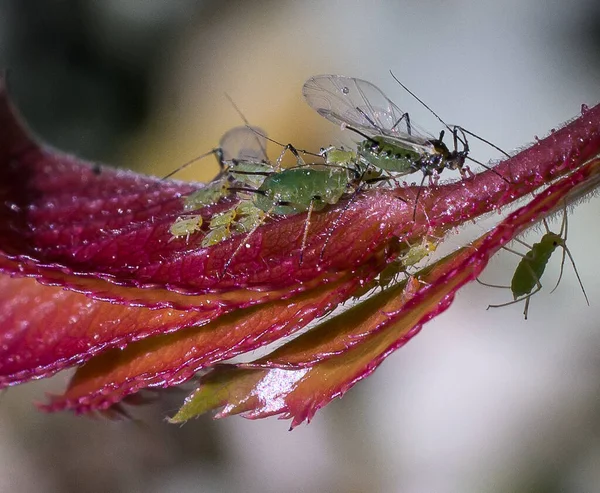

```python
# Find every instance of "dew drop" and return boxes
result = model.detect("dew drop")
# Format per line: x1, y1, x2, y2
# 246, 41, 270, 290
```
342, 86, 350, 94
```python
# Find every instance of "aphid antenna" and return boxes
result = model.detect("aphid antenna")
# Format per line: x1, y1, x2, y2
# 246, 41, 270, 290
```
224, 92, 323, 165
390, 71, 455, 138
390, 71, 513, 179
224, 93, 270, 162
161, 148, 224, 181
465, 155, 511, 184
458, 126, 511, 159
412, 173, 428, 221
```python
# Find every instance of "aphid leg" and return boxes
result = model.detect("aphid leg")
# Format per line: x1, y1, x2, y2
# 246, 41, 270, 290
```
486, 273, 543, 320
259, 133, 322, 167
275, 143, 305, 170
412, 173, 428, 221
219, 200, 272, 280
459, 165, 475, 179
391, 111, 412, 135
299, 200, 315, 265
354, 107, 379, 129
549, 207, 589, 305
319, 184, 366, 260
476, 246, 530, 295
476, 278, 511, 290
482, 245, 541, 319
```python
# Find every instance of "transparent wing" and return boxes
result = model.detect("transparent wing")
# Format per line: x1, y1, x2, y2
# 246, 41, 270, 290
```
302, 75, 433, 143
219, 126, 269, 162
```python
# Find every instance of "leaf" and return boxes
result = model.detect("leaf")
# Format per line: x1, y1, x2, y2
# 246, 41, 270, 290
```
42, 262, 380, 413
1, 72, 600, 421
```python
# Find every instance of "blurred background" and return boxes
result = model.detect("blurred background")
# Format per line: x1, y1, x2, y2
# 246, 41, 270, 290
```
1, 0, 600, 491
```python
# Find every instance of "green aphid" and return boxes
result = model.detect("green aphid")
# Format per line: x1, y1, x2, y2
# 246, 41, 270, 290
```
227, 161, 274, 189
350, 236, 439, 300
170, 126, 273, 241
172, 125, 273, 213
233, 202, 265, 233
377, 237, 438, 290
201, 227, 230, 247
183, 181, 229, 211
253, 165, 355, 215
208, 208, 237, 228
201, 202, 266, 247
480, 208, 589, 319
169, 215, 203, 242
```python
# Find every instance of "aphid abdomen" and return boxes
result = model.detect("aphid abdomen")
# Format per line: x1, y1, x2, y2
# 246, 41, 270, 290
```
169, 215, 203, 240
183, 181, 228, 211
510, 233, 561, 299
255, 167, 350, 215
357, 137, 420, 174
228, 162, 273, 189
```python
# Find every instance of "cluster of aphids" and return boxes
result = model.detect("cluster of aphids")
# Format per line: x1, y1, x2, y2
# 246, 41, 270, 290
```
168, 74, 485, 252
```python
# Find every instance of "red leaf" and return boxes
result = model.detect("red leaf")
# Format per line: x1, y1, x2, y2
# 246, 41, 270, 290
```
43, 262, 379, 413
1, 72, 600, 421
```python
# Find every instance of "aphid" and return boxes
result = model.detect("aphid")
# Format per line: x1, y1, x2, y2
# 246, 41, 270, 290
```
201, 201, 265, 247
302, 74, 470, 181
253, 164, 359, 214
303, 74, 511, 219
222, 163, 368, 270
180, 125, 274, 212
478, 207, 588, 319
351, 236, 438, 299
169, 215, 203, 242
377, 236, 439, 289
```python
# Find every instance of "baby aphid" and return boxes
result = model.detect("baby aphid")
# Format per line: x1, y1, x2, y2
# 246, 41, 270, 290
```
352, 236, 438, 299
378, 236, 439, 289
478, 206, 588, 319
201, 201, 265, 248
169, 215, 203, 243
180, 125, 273, 212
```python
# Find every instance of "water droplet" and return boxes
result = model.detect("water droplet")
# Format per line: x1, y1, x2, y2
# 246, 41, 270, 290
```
342, 86, 349, 94
581, 103, 589, 114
